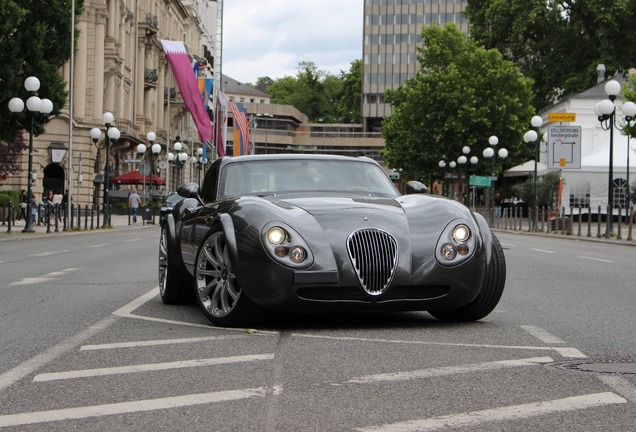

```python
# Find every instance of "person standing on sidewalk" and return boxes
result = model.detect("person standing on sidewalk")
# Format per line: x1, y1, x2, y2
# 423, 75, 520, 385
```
18, 189, 28, 224
129, 189, 142, 223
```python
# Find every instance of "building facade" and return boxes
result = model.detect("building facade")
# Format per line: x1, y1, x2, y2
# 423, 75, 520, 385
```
3, 0, 218, 209
362, 0, 468, 132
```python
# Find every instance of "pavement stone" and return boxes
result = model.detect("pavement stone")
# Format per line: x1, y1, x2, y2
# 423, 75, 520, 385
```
0, 213, 156, 241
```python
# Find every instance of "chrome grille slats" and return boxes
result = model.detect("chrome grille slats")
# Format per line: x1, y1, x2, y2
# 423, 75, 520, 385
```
346, 228, 398, 295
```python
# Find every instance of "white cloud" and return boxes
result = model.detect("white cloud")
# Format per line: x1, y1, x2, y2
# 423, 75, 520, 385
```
222, 0, 363, 84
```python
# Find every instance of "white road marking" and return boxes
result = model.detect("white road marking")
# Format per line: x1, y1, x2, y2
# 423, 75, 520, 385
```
295, 334, 585, 358
81, 335, 246, 351
356, 392, 626, 432
89, 243, 111, 248
530, 248, 556, 254
10, 268, 81, 286
598, 375, 636, 403
552, 347, 587, 358
0, 386, 283, 428
0, 315, 119, 393
10, 278, 54, 286
113, 287, 279, 333
122, 238, 141, 242
578, 256, 615, 263
33, 354, 275, 382
342, 357, 553, 385
29, 250, 69, 257
520, 325, 565, 344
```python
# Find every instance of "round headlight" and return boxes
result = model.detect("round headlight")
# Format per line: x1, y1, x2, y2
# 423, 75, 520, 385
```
289, 246, 307, 263
440, 243, 457, 260
452, 224, 470, 243
267, 227, 287, 245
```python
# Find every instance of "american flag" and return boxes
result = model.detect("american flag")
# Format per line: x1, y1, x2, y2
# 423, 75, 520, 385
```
229, 102, 250, 155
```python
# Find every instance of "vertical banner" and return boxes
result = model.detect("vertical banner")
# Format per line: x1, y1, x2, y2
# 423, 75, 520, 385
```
216, 90, 229, 157
161, 40, 213, 143
229, 102, 250, 155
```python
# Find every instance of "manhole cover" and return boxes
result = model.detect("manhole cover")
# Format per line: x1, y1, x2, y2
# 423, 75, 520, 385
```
549, 361, 636, 375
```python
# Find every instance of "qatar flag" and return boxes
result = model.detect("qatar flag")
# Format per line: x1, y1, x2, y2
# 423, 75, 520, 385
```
161, 40, 212, 142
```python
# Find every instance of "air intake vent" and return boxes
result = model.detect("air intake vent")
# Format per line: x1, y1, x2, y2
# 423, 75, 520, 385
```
346, 228, 398, 295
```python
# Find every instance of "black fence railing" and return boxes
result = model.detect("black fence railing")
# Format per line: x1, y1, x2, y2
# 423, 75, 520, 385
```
475, 204, 634, 242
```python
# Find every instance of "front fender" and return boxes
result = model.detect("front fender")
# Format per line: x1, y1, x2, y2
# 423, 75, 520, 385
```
218, 213, 241, 276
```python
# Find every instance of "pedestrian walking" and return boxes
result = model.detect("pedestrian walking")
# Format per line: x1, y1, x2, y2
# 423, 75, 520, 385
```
129, 189, 142, 223
19, 189, 27, 224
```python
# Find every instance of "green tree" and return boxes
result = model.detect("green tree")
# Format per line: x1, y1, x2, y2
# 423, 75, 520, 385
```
264, 60, 362, 123
465, 0, 636, 110
337, 59, 362, 123
0, 0, 84, 178
381, 24, 535, 181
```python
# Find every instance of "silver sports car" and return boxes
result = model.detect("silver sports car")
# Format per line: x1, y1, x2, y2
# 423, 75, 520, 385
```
159, 154, 506, 327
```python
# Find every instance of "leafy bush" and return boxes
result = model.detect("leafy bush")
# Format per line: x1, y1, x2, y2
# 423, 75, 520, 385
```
512, 172, 562, 209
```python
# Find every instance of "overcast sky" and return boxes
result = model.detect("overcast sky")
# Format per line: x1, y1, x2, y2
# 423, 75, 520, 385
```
221, 1, 364, 84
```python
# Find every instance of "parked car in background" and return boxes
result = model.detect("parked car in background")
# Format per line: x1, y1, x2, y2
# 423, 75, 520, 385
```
159, 192, 184, 226
159, 154, 506, 327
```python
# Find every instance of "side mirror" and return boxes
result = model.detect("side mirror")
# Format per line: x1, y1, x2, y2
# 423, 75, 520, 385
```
177, 182, 200, 199
405, 180, 428, 194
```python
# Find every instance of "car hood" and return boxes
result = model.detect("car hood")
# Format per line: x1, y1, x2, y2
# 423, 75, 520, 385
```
273, 196, 405, 216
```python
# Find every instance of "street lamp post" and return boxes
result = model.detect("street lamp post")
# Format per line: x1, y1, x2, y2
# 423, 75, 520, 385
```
469, 155, 479, 208
136, 132, 161, 225
622, 102, 636, 211
482, 135, 508, 219
90, 112, 120, 228
8, 76, 53, 233
438, 160, 447, 196
594, 80, 624, 236
170, 138, 187, 190
524, 115, 543, 231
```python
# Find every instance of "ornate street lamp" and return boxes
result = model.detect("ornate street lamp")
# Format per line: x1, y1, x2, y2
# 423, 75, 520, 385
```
170, 138, 188, 190
594, 80, 625, 236
483, 135, 508, 219
90, 112, 120, 227
621, 102, 636, 210
524, 115, 543, 231
438, 160, 447, 196
8, 76, 53, 233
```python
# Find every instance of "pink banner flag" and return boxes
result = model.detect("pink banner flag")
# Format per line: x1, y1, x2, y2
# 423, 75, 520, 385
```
161, 40, 212, 142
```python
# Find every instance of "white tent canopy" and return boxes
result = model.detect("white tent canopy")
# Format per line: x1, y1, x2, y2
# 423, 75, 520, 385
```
504, 160, 549, 177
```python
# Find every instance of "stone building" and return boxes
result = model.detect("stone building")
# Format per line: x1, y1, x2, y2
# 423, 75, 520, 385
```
4, 0, 218, 208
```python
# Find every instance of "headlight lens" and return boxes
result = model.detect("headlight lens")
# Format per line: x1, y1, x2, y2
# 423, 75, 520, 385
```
440, 243, 457, 260
452, 224, 470, 243
261, 222, 313, 269
289, 246, 307, 263
267, 226, 287, 245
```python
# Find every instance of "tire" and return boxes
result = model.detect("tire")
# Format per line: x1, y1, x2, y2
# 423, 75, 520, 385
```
194, 227, 264, 327
158, 225, 184, 304
430, 233, 506, 322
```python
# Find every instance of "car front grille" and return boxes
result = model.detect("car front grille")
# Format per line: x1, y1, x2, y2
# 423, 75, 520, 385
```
346, 228, 398, 295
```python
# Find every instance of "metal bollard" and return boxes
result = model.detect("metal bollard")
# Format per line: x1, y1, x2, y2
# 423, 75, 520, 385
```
587, 206, 592, 237
617, 207, 623, 240
628, 205, 633, 242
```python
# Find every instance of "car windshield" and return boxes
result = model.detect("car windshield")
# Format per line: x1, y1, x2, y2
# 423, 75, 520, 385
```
218, 159, 399, 199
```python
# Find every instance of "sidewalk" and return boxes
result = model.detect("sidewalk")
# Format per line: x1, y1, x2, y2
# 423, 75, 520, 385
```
0, 213, 156, 241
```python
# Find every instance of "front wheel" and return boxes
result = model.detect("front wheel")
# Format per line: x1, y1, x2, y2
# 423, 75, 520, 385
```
158, 226, 183, 304
429, 233, 506, 322
194, 227, 264, 327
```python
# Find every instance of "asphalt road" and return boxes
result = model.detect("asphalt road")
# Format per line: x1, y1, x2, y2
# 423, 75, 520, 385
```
0, 228, 635, 431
